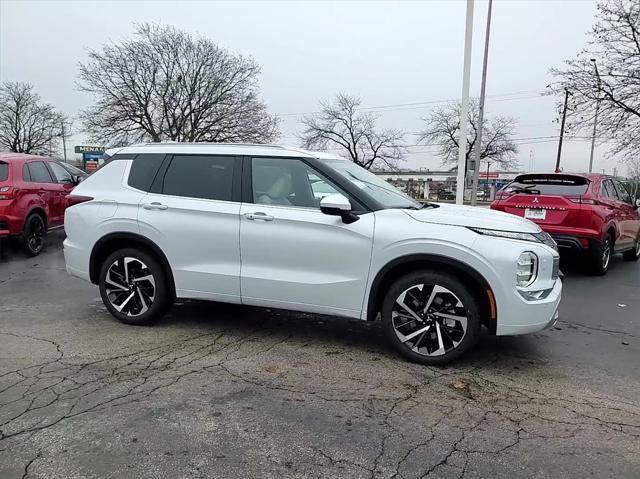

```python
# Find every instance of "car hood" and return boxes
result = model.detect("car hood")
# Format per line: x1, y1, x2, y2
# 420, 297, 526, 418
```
404, 203, 541, 233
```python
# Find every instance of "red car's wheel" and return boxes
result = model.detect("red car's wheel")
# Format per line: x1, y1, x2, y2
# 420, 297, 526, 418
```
22, 214, 46, 257
622, 234, 640, 262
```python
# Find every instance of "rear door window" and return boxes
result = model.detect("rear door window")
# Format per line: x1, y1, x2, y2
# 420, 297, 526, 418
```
0, 162, 8, 181
503, 175, 589, 196
613, 180, 632, 204
162, 155, 235, 201
602, 179, 614, 198
27, 162, 55, 183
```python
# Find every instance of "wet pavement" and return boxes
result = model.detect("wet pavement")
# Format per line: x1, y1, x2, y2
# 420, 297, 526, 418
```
1, 232, 639, 478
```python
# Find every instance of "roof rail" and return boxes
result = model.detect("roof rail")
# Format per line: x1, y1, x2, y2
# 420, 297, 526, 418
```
130, 142, 285, 149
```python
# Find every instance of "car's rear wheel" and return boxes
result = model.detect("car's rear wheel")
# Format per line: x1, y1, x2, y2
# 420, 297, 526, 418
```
589, 233, 613, 275
381, 271, 481, 366
622, 234, 640, 262
22, 214, 46, 257
98, 248, 173, 325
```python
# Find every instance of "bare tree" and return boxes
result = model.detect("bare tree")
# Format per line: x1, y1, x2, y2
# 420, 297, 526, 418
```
298, 94, 405, 170
78, 23, 279, 146
623, 156, 640, 202
0, 81, 68, 155
418, 99, 518, 171
548, 0, 639, 162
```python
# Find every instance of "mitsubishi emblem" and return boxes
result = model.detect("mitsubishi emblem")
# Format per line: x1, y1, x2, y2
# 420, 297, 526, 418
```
532, 197, 539, 203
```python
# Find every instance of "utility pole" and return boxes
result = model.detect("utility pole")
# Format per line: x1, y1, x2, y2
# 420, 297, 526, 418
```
61, 121, 68, 163
456, 0, 474, 205
555, 88, 570, 173
471, 0, 493, 206
588, 58, 601, 173
485, 160, 491, 200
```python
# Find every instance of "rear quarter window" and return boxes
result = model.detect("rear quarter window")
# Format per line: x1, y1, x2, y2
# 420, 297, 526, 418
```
128, 154, 165, 192
504, 175, 589, 196
0, 162, 8, 181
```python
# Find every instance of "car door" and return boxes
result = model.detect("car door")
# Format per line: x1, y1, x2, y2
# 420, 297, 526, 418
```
25, 161, 58, 226
600, 179, 624, 243
612, 180, 637, 247
136, 154, 242, 303
46, 161, 77, 226
239, 157, 375, 318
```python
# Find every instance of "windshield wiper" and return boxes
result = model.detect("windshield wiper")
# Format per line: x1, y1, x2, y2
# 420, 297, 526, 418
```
509, 185, 541, 195
402, 202, 438, 210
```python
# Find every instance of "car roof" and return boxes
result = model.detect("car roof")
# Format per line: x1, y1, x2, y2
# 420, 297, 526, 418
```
0, 152, 52, 164
106, 143, 348, 161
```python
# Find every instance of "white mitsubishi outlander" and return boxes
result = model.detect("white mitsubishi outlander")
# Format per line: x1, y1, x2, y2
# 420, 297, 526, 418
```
64, 144, 561, 365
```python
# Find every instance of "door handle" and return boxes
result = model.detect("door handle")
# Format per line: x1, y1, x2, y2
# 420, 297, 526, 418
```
244, 212, 274, 221
142, 202, 168, 211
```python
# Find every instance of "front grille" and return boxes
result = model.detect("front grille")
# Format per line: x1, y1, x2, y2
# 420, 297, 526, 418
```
0, 220, 8, 230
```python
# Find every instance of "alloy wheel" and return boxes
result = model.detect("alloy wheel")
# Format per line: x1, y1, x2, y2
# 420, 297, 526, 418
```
391, 283, 468, 357
602, 239, 611, 270
27, 216, 45, 254
104, 257, 156, 317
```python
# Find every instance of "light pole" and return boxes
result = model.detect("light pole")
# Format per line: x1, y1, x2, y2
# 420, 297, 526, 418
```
455, 0, 475, 205
471, 0, 493, 206
485, 160, 491, 200
555, 88, 571, 173
588, 58, 601, 173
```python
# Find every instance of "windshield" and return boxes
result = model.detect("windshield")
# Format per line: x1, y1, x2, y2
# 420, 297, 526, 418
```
324, 159, 421, 209
60, 162, 88, 177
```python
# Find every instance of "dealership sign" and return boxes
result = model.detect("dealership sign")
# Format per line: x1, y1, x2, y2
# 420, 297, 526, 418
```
74, 145, 106, 154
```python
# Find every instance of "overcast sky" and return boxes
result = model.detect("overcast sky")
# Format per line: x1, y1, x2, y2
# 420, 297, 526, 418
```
1, 0, 617, 173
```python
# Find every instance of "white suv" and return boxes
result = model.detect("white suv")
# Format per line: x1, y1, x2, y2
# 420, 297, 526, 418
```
64, 143, 561, 365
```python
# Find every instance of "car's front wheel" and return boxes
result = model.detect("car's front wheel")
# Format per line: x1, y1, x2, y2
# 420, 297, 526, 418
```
381, 271, 481, 366
99, 248, 173, 325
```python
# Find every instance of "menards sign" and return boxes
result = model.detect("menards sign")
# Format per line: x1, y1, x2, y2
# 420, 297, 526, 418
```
74, 146, 106, 154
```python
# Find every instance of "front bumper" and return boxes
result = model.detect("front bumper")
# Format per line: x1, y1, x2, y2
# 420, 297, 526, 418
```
496, 278, 562, 336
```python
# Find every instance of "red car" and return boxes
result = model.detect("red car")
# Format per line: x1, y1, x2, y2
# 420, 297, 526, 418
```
0, 152, 87, 256
491, 173, 640, 275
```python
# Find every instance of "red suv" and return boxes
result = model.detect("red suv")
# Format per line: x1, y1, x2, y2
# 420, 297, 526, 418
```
491, 173, 640, 275
0, 152, 87, 256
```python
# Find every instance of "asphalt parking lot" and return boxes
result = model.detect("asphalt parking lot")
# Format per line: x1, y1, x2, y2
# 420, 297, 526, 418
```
1, 232, 639, 479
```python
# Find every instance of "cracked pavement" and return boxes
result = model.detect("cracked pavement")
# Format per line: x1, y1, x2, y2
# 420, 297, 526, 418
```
1, 232, 639, 478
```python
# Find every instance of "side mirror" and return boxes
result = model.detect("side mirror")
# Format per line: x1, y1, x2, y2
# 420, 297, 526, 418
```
72, 175, 83, 185
636, 199, 640, 208
320, 193, 359, 224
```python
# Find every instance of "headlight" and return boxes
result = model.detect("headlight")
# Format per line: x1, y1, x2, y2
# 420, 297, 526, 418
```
468, 227, 558, 251
516, 252, 538, 287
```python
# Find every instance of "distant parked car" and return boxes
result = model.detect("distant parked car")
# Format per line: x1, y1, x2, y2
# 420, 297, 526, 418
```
0, 152, 87, 256
438, 190, 455, 201
491, 173, 640, 275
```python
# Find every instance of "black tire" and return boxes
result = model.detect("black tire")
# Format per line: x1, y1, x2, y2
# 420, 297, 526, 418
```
22, 214, 46, 257
381, 271, 481, 366
589, 233, 613, 275
622, 234, 640, 262
98, 247, 173, 325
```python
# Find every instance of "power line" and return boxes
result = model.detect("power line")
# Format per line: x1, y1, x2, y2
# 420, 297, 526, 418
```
277, 90, 544, 118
